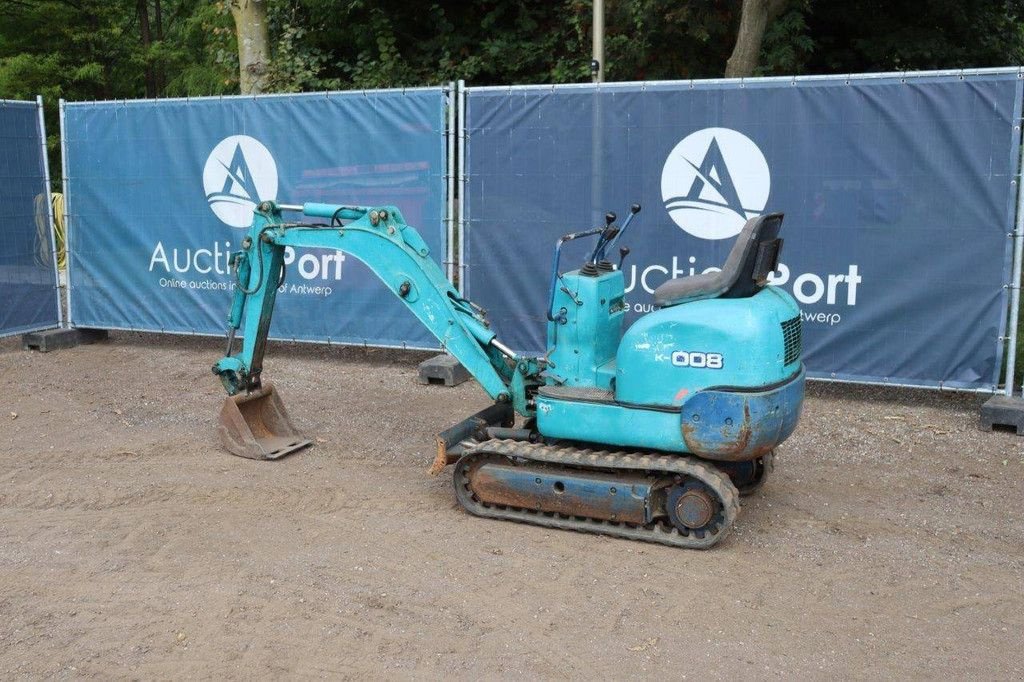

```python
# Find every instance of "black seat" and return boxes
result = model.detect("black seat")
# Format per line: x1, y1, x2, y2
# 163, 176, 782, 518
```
653, 213, 784, 308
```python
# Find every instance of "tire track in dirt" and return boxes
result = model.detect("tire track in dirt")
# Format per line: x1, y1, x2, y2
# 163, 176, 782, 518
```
0, 483, 366, 515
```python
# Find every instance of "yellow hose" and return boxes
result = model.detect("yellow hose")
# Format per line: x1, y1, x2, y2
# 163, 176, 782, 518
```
49, 192, 67, 270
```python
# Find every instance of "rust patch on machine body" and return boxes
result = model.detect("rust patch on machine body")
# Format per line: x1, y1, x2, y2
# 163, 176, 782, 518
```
679, 374, 804, 462
465, 457, 661, 525
429, 402, 515, 475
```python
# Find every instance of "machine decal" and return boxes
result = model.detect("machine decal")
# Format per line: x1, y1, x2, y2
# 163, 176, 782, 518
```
203, 135, 279, 228
661, 127, 770, 240
671, 351, 723, 369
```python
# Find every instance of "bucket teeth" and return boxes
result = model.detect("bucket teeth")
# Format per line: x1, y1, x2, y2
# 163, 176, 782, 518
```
217, 382, 312, 460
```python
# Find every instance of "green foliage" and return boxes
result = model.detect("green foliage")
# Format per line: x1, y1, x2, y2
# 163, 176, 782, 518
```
272, 0, 594, 88
0, 0, 1022, 101
161, 2, 239, 96
265, 9, 339, 92
760, 1, 814, 76
601, 0, 737, 81
0, 0, 1019, 104
243, 0, 1024, 89
0, 0, 237, 101
804, 0, 1024, 73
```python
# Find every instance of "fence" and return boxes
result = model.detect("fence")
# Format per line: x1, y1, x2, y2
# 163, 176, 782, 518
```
61, 86, 452, 349
460, 69, 1024, 391
53, 69, 1024, 391
0, 97, 61, 337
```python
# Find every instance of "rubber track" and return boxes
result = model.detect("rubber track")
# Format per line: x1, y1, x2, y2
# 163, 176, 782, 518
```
454, 439, 740, 550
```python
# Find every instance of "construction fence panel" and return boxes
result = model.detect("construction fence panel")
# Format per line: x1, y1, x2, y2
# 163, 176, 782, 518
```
0, 98, 60, 337
62, 88, 449, 349
461, 70, 1024, 391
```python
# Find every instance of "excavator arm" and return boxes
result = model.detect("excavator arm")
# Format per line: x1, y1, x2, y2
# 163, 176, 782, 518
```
211, 201, 539, 460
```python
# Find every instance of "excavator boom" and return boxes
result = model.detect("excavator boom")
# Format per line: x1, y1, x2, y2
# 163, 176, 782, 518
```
212, 200, 539, 460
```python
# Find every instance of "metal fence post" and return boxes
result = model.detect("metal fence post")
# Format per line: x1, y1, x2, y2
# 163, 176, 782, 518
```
445, 82, 456, 284
1011, 114, 1024, 393
35, 95, 63, 328
1013, 112, 1024, 395
59, 99, 75, 327
457, 79, 467, 296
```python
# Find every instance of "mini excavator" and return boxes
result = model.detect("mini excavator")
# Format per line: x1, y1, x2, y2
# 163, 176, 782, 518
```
212, 200, 804, 549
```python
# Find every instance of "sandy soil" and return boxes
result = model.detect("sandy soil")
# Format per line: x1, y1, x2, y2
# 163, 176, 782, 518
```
0, 332, 1022, 679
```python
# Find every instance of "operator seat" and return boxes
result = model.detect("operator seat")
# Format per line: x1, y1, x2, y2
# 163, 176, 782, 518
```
653, 213, 784, 308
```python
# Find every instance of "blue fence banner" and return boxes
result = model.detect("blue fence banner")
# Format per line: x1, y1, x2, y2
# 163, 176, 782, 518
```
463, 70, 1024, 390
0, 98, 60, 337
63, 88, 448, 348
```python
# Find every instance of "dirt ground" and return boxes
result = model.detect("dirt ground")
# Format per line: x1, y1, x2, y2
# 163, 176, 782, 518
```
0, 332, 1022, 679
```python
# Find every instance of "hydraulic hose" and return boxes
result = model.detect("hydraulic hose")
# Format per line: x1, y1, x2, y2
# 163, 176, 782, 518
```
234, 227, 275, 295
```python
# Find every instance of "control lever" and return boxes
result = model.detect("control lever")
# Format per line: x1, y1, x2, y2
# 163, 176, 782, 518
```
594, 203, 641, 263
590, 211, 620, 263
618, 246, 630, 269
605, 203, 641, 255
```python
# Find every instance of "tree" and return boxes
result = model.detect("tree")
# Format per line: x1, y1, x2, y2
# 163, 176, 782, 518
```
230, 0, 271, 93
803, 0, 1024, 73
725, 0, 789, 77
0, 0, 1022, 103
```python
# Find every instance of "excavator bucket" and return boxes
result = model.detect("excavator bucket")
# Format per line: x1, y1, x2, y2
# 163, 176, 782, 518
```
217, 383, 312, 460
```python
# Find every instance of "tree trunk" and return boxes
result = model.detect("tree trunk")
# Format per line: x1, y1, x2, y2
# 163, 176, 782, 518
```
725, 0, 788, 78
137, 0, 156, 97
230, 0, 271, 94
154, 0, 164, 91
154, 0, 163, 39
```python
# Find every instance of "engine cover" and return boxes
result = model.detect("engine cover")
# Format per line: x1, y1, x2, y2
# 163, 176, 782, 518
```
615, 286, 802, 408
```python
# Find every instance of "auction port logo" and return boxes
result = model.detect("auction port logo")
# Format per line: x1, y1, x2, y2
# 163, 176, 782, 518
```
661, 127, 770, 240
203, 135, 278, 228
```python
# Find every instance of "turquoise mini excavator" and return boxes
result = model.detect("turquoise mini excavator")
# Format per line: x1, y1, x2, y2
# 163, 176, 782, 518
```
212, 200, 804, 549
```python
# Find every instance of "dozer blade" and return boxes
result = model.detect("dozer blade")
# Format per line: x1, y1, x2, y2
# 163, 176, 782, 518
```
217, 382, 312, 460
